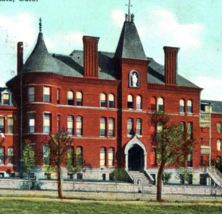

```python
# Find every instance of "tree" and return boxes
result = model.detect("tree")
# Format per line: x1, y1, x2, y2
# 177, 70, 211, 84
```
150, 111, 197, 202
49, 131, 73, 199
21, 139, 35, 190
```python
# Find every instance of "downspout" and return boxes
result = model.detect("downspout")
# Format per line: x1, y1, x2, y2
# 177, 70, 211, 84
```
209, 103, 212, 168
20, 74, 23, 177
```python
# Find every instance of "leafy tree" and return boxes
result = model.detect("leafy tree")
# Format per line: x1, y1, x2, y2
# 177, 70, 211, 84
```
49, 131, 73, 199
21, 139, 35, 190
110, 168, 130, 182
150, 111, 197, 202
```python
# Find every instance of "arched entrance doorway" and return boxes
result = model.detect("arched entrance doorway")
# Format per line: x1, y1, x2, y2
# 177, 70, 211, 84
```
128, 144, 144, 171
124, 135, 147, 171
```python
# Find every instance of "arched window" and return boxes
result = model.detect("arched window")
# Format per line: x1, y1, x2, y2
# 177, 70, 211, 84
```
100, 93, 106, 107
179, 99, 185, 113
151, 97, 156, 111
157, 97, 164, 112
67, 91, 74, 105
76, 116, 82, 136
0, 117, 5, 134
76, 92, 82, 106
67, 147, 74, 167
127, 118, 133, 135
136, 96, 142, 110
7, 148, 13, 165
76, 147, 82, 167
100, 118, 106, 137
217, 123, 221, 133
0, 148, 4, 165
100, 147, 106, 167
136, 119, 142, 135
127, 95, 133, 109
187, 122, 193, 139
108, 118, 115, 137
187, 100, 193, 114
67, 116, 74, 136
108, 148, 114, 167
108, 94, 114, 108
43, 144, 49, 165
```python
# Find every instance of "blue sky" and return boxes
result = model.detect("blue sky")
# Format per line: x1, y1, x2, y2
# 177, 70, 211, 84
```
0, 0, 221, 100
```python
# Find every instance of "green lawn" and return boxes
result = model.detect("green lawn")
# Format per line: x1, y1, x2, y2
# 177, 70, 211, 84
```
0, 199, 222, 214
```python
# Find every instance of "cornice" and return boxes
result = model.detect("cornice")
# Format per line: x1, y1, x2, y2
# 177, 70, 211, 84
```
147, 83, 202, 93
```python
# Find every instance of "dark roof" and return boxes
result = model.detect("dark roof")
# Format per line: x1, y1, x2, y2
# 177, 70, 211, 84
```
21, 33, 77, 76
19, 22, 199, 88
114, 21, 147, 60
201, 100, 222, 113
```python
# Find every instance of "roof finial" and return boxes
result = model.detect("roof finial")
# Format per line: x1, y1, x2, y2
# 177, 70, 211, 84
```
39, 18, 42, 33
125, 0, 133, 22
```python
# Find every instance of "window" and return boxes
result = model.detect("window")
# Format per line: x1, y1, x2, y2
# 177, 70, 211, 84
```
57, 88, 60, 104
0, 117, 5, 133
151, 97, 156, 111
127, 95, 133, 109
108, 94, 114, 108
217, 139, 221, 151
43, 113, 51, 133
2, 93, 9, 105
57, 115, 60, 133
200, 156, 204, 167
187, 152, 193, 167
67, 147, 74, 167
157, 97, 164, 111
127, 118, 133, 135
187, 122, 193, 139
180, 122, 185, 132
7, 117, 13, 134
76, 116, 82, 136
187, 100, 193, 114
43, 144, 50, 165
76, 92, 83, 106
136, 96, 142, 110
136, 119, 142, 135
157, 122, 163, 133
217, 123, 221, 133
76, 147, 82, 167
100, 93, 106, 107
28, 113, 35, 133
67, 91, 74, 105
28, 87, 34, 102
0, 148, 4, 165
179, 99, 185, 113
100, 147, 106, 167
108, 118, 114, 137
43, 87, 50, 102
7, 148, 13, 165
67, 116, 74, 136
108, 148, 114, 167
100, 118, 106, 137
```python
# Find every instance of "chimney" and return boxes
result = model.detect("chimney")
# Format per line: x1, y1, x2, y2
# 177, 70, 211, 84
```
17, 42, 23, 74
83, 36, 99, 78
163, 46, 179, 85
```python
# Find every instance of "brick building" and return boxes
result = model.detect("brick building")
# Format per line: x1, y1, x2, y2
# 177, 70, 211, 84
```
0, 14, 221, 185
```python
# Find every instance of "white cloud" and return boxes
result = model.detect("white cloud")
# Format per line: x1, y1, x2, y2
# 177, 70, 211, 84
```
139, 8, 204, 50
111, 10, 125, 28
195, 76, 222, 101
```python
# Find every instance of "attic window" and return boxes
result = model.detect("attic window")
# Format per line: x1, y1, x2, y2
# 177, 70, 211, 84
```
2, 93, 9, 105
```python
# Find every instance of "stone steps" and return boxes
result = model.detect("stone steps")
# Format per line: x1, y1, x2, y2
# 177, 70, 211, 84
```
128, 171, 151, 186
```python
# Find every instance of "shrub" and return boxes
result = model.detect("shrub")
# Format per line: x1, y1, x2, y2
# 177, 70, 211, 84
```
110, 168, 130, 182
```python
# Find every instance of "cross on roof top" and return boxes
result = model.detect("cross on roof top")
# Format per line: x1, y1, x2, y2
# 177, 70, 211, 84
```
125, 0, 133, 22
39, 18, 42, 33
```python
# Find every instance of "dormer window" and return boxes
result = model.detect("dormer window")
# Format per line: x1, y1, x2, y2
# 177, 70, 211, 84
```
2, 93, 9, 105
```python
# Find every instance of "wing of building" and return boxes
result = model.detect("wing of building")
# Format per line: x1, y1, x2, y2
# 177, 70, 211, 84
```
0, 13, 220, 186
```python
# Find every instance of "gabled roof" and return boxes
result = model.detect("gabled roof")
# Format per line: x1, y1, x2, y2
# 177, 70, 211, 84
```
114, 21, 147, 60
